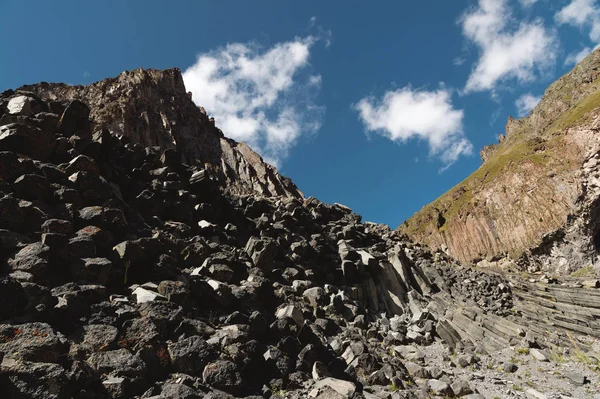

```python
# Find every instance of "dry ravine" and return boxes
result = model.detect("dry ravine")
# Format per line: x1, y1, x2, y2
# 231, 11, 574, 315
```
1, 69, 600, 399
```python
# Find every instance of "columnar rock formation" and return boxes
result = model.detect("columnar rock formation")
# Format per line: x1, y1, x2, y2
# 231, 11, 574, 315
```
2, 69, 600, 398
400, 48, 600, 274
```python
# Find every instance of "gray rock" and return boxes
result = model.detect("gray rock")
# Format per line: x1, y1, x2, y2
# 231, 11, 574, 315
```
87, 348, 146, 377
168, 335, 216, 376
0, 277, 27, 319
7, 95, 34, 116
503, 361, 518, 373
530, 349, 549, 362
0, 358, 67, 399
160, 383, 203, 399
303, 287, 327, 307
276, 304, 304, 326
314, 377, 356, 397
427, 379, 453, 396
0, 322, 66, 363
525, 389, 548, 399
70, 324, 118, 356
202, 360, 243, 395
451, 379, 473, 396
565, 371, 588, 385
405, 361, 430, 379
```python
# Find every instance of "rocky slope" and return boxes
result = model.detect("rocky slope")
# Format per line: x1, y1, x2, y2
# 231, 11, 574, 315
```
400, 48, 600, 274
17, 68, 302, 200
2, 72, 600, 398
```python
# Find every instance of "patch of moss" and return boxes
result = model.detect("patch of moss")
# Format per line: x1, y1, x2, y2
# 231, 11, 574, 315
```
571, 265, 597, 278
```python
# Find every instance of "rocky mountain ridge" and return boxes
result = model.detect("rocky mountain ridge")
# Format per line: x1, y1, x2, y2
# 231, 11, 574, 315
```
400, 48, 600, 274
2, 70, 600, 398
17, 68, 302, 200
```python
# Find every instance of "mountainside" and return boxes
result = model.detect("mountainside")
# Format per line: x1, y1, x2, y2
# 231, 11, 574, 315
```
17, 68, 302, 200
400, 48, 600, 274
3, 69, 600, 398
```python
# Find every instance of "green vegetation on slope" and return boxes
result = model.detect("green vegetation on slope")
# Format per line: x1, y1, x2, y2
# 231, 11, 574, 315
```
401, 86, 600, 238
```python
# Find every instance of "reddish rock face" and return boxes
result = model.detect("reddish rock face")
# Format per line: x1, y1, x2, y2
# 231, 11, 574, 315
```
19, 68, 303, 199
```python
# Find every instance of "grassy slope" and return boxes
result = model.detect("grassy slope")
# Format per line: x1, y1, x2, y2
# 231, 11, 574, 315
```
399, 51, 600, 247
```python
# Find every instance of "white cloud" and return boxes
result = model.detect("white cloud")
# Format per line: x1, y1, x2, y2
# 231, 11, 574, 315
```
182, 36, 323, 167
461, 0, 557, 93
355, 88, 472, 166
518, 0, 539, 7
515, 93, 541, 116
556, 0, 600, 42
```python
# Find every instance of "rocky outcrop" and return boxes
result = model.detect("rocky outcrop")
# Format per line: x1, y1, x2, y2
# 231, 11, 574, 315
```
16, 68, 302, 199
400, 48, 600, 274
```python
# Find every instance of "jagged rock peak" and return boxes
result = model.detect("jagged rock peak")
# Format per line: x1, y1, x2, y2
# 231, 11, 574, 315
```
17, 68, 303, 199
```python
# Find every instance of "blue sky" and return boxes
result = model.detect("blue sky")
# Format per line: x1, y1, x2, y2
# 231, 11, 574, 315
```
1, 0, 599, 227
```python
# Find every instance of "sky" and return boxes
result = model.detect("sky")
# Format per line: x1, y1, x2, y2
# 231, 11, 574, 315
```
1, 0, 599, 228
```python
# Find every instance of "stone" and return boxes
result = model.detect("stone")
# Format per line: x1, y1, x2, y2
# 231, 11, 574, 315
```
404, 361, 430, 379
314, 377, 356, 397
71, 257, 113, 284
530, 349, 549, 362
168, 335, 217, 376
0, 322, 66, 362
132, 287, 167, 304
160, 383, 203, 399
0, 358, 67, 399
0, 277, 27, 319
7, 242, 51, 276
0, 123, 53, 160
57, 100, 90, 136
276, 304, 305, 326
202, 360, 243, 395
525, 389, 548, 399
503, 361, 518, 373
65, 154, 100, 177
303, 287, 327, 307
70, 324, 119, 356
14, 174, 50, 200
158, 280, 190, 304
427, 379, 453, 396
0, 152, 24, 184
451, 379, 473, 396
41, 219, 73, 235
245, 236, 277, 270
312, 360, 331, 380
565, 371, 588, 385
7, 95, 34, 115
87, 348, 146, 377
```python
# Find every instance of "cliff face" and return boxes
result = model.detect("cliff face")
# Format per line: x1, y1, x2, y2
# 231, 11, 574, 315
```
400, 49, 600, 273
17, 68, 302, 199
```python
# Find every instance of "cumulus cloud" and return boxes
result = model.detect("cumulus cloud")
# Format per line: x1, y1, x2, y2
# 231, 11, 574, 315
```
556, 0, 600, 42
461, 0, 557, 93
355, 88, 472, 166
515, 93, 541, 116
182, 36, 323, 167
